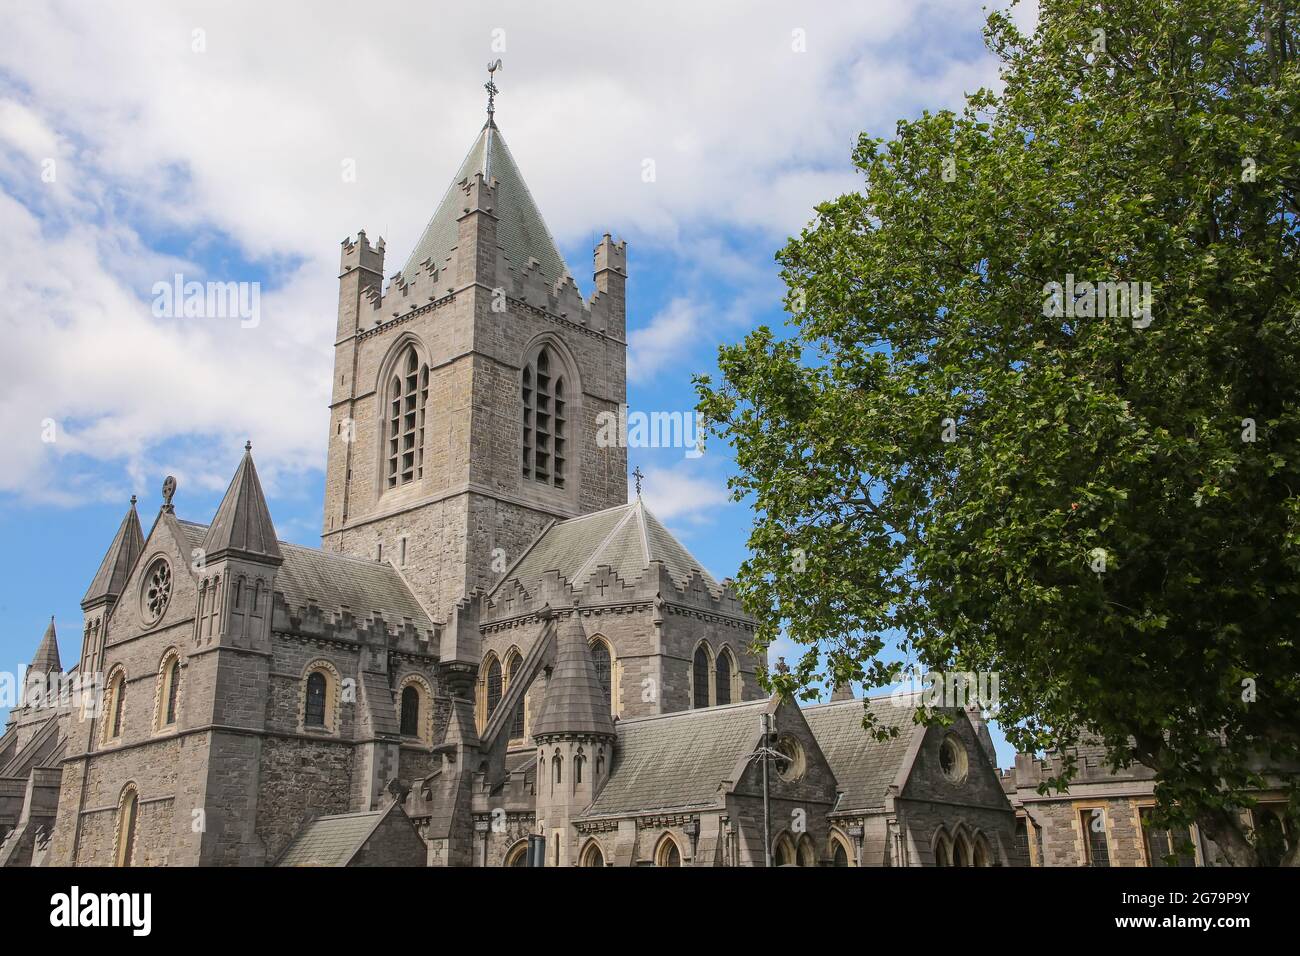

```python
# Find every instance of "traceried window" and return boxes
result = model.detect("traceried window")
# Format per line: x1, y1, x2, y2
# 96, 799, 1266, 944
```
386, 345, 429, 488
693, 645, 710, 709
400, 685, 420, 737
521, 346, 567, 489
141, 558, 172, 625
591, 640, 612, 713
715, 648, 733, 706
1140, 807, 1196, 867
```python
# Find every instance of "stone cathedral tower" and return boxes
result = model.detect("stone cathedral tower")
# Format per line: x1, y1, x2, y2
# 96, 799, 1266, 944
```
322, 86, 628, 623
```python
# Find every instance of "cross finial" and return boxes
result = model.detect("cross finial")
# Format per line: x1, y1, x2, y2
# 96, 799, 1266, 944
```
485, 59, 502, 118
632, 466, 644, 497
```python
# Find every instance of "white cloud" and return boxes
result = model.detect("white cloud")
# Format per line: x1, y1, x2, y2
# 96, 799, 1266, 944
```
0, 0, 1024, 503
633, 462, 731, 526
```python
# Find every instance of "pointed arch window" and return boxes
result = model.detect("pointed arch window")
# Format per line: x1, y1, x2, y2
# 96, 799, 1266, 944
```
486, 658, 503, 717
506, 653, 526, 740
387, 345, 429, 488
591, 640, 613, 713
715, 648, 734, 706
106, 670, 127, 740
115, 787, 139, 867
162, 655, 180, 727
522, 345, 567, 489
693, 645, 711, 709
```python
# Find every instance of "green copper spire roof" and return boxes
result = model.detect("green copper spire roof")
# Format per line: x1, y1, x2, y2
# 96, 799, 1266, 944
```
400, 118, 571, 286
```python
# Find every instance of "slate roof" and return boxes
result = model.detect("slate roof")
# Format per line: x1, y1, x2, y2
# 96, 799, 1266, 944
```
530, 613, 615, 740
276, 809, 388, 866
490, 499, 719, 598
401, 118, 570, 285
177, 522, 433, 630
201, 446, 283, 563
582, 699, 770, 817
803, 696, 921, 812
82, 499, 144, 606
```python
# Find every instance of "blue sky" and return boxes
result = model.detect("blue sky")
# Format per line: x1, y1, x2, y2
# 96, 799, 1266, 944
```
0, 0, 1035, 762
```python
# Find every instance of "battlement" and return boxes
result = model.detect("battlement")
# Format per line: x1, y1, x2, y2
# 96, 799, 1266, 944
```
271, 592, 438, 655
356, 231, 628, 343
340, 229, 386, 276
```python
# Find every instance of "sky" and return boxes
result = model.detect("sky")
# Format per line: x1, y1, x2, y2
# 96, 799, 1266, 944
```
0, 0, 1036, 762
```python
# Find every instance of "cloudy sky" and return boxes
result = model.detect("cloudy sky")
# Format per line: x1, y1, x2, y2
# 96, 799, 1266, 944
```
0, 0, 1034, 757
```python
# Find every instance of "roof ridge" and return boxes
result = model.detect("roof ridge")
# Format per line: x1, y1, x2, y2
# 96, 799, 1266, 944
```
615, 697, 770, 726
569, 503, 642, 586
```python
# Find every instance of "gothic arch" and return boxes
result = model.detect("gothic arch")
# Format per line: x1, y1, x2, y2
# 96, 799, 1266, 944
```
654, 832, 683, 867
503, 840, 529, 867
773, 831, 799, 867
373, 332, 432, 495
932, 827, 953, 867
588, 634, 617, 716
152, 647, 182, 732
690, 640, 715, 709
797, 834, 817, 867
102, 664, 128, 744
503, 647, 527, 740
828, 828, 854, 867
714, 644, 739, 706
476, 650, 503, 732
520, 334, 582, 494
580, 838, 606, 868
113, 783, 141, 867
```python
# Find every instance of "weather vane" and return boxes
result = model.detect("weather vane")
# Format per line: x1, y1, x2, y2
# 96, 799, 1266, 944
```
485, 59, 502, 117
632, 466, 644, 497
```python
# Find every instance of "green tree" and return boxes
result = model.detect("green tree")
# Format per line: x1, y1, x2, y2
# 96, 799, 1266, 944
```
697, 0, 1300, 865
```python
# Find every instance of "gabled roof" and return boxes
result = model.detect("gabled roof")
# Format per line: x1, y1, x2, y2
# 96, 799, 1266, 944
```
82, 499, 144, 606
276, 808, 389, 867
583, 699, 771, 817
29, 617, 61, 675
401, 118, 570, 285
202, 444, 282, 564
177, 522, 433, 631
490, 498, 719, 598
530, 612, 615, 740
802, 696, 922, 812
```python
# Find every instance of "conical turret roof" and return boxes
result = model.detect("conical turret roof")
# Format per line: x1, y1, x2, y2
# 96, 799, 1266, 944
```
201, 443, 282, 563
30, 616, 61, 675
82, 497, 144, 606
531, 611, 616, 740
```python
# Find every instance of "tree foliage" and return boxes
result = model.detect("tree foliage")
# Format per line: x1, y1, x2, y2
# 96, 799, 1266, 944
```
697, 0, 1300, 864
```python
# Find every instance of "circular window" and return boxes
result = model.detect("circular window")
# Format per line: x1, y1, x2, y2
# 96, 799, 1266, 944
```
939, 733, 968, 783
775, 734, 807, 782
141, 559, 173, 625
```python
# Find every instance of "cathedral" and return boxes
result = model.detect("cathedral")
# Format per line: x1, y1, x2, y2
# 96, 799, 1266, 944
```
0, 83, 1021, 867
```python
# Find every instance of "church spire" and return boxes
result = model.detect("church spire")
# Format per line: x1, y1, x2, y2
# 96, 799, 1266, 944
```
201, 442, 283, 564
81, 495, 145, 607
30, 616, 61, 676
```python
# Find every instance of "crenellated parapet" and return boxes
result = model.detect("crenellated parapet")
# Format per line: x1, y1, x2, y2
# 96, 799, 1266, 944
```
271, 592, 438, 653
